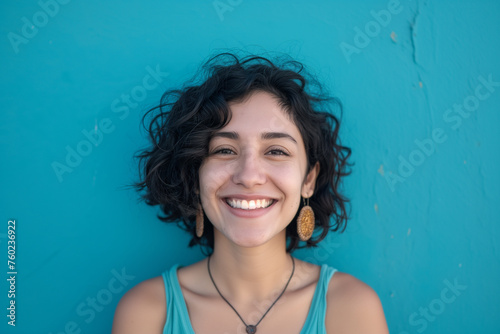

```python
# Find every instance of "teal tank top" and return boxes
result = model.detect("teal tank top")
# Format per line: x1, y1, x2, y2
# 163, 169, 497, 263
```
161, 263, 337, 333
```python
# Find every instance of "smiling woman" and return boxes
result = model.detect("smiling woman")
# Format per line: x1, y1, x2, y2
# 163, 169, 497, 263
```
111, 53, 389, 334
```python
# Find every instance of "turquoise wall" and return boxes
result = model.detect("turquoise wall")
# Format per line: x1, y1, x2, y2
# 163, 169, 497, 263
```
1, 0, 499, 333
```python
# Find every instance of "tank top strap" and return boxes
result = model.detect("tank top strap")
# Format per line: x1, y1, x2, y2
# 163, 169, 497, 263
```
300, 264, 338, 334
161, 264, 195, 334
161, 263, 336, 334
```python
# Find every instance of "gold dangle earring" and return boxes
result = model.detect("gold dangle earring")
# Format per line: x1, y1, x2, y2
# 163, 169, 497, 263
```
196, 201, 204, 238
297, 197, 315, 241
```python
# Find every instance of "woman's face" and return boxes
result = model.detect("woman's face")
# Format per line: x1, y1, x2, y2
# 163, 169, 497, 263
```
198, 90, 319, 248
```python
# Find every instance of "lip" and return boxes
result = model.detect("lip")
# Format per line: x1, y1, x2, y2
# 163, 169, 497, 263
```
221, 195, 277, 218
222, 194, 276, 201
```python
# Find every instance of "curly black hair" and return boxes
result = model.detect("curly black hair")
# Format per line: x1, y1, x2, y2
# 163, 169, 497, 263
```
132, 52, 352, 254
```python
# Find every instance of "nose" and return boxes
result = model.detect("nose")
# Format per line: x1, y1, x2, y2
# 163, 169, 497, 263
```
231, 150, 266, 188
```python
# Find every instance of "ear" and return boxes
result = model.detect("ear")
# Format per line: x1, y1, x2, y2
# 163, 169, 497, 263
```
301, 162, 320, 198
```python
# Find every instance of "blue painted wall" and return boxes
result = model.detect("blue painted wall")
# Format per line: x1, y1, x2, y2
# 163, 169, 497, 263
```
1, 0, 499, 333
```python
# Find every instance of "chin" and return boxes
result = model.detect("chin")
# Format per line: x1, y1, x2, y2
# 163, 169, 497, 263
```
225, 229, 279, 248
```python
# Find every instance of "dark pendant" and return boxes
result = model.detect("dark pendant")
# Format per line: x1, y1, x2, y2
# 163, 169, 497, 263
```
246, 325, 257, 334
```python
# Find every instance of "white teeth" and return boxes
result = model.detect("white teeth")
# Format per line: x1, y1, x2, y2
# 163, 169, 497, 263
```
226, 198, 273, 210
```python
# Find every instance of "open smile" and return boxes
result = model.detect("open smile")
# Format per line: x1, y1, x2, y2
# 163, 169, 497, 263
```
225, 198, 275, 210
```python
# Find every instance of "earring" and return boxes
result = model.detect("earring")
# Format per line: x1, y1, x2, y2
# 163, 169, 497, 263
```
297, 197, 315, 241
196, 204, 204, 238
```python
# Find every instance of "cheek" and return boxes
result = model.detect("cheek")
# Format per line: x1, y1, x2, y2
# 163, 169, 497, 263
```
199, 161, 233, 200
270, 163, 305, 198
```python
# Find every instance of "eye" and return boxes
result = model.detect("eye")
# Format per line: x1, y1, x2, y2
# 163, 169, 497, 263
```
212, 147, 236, 155
266, 148, 289, 156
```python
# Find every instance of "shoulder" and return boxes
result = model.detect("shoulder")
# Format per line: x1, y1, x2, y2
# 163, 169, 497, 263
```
111, 274, 166, 334
325, 271, 389, 333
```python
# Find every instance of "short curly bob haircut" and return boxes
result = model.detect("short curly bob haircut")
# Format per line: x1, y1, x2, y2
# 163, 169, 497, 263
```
132, 52, 352, 253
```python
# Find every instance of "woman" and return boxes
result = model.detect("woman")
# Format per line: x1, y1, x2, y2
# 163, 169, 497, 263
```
112, 53, 389, 333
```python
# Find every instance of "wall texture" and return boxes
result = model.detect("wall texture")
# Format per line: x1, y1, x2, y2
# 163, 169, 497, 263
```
1, 0, 499, 333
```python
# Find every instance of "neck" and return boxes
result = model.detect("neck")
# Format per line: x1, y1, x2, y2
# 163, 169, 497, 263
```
209, 231, 294, 303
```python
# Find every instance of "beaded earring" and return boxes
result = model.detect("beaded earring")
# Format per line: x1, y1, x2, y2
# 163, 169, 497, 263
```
196, 203, 204, 238
297, 197, 314, 241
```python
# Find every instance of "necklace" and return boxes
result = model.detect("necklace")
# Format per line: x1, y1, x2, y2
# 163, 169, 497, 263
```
207, 254, 295, 334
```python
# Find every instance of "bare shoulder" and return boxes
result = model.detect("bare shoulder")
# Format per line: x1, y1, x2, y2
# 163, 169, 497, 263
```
326, 271, 389, 333
111, 275, 166, 334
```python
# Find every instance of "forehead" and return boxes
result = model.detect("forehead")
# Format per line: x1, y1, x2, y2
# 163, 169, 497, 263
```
223, 91, 301, 138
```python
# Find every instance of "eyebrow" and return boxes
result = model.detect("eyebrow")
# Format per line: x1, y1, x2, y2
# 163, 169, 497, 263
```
261, 132, 297, 144
212, 131, 298, 144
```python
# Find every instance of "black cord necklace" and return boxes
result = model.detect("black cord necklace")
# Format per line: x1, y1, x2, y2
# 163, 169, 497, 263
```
207, 254, 295, 334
